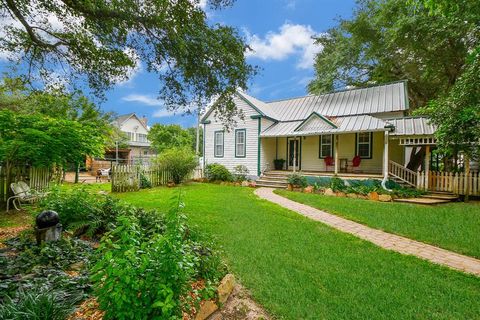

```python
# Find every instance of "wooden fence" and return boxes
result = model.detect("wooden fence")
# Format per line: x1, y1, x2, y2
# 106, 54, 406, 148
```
0, 165, 57, 208
111, 164, 204, 193
111, 164, 172, 192
417, 171, 480, 196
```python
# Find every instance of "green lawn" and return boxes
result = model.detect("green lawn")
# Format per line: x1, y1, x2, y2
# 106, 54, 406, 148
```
116, 183, 480, 320
275, 190, 480, 259
0, 210, 32, 228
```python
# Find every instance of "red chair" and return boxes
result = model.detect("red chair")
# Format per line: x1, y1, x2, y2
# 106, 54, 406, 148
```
352, 155, 361, 173
324, 156, 335, 172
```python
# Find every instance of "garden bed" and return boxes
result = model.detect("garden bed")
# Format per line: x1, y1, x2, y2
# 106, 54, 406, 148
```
0, 187, 241, 319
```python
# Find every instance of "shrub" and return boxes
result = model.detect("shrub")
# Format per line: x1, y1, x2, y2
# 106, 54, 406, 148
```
0, 289, 77, 320
330, 176, 346, 192
39, 187, 133, 237
91, 196, 225, 319
287, 173, 307, 188
154, 147, 198, 184
233, 165, 249, 181
140, 173, 152, 189
205, 163, 232, 182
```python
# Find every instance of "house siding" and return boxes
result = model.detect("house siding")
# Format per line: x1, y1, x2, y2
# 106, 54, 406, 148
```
204, 96, 261, 177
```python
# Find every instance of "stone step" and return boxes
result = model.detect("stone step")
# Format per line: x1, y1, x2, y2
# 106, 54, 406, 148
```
256, 179, 288, 188
255, 182, 288, 189
260, 175, 288, 181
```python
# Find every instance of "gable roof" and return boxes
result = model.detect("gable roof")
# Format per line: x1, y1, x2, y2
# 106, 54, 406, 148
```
261, 114, 390, 137
114, 113, 149, 131
294, 112, 338, 132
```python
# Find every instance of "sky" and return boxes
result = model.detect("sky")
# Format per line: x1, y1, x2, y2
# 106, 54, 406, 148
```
0, 0, 357, 128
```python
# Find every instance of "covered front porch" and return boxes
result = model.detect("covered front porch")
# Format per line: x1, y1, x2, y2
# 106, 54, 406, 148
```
260, 131, 402, 179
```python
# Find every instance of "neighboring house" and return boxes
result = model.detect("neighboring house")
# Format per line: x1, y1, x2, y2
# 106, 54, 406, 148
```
201, 81, 439, 188
86, 113, 154, 173
112, 113, 154, 163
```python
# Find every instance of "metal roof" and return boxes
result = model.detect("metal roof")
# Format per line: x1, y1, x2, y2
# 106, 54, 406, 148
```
263, 81, 408, 121
260, 115, 389, 137
387, 117, 436, 136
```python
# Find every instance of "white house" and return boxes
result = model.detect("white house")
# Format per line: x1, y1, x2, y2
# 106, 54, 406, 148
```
112, 113, 154, 163
201, 81, 439, 188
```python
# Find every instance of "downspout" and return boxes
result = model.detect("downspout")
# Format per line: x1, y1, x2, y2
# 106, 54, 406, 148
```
381, 130, 392, 191
257, 118, 261, 177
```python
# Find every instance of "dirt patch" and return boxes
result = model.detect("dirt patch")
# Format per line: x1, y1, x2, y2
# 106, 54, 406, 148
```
0, 225, 30, 243
209, 284, 270, 320
68, 297, 105, 320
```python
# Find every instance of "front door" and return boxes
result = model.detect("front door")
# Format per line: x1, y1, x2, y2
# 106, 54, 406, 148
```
288, 139, 300, 170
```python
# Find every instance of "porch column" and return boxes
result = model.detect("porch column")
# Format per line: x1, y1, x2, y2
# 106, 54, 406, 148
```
334, 134, 339, 174
383, 130, 389, 181
293, 136, 297, 173
425, 145, 430, 190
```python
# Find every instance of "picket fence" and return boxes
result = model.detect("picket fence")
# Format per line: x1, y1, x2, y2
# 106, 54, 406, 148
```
111, 164, 172, 192
0, 165, 56, 208
417, 171, 480, 196
111, 164, 204, 193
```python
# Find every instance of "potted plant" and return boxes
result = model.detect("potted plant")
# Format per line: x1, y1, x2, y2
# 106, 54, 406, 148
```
273, 159, 285, 170
287, 173, 307, 191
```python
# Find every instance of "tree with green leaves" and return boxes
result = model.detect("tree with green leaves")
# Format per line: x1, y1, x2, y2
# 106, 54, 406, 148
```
148, 124, 193, 154
309, 0, 479, 108
411, 0, 480, 162
0, 77, 115, 181
0, 109, 107, 167
0, 0, 256, 125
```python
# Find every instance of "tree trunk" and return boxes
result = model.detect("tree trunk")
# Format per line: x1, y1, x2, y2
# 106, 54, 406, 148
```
406, 146, 426, 171
75, 163, 79, 184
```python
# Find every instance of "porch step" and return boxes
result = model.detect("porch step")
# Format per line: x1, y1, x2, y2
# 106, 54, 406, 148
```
421, 193, 459, 201
394, 192, 458, 205
255, 182, 288, 189
256, 178, 288, 186
393, 198, 452, 205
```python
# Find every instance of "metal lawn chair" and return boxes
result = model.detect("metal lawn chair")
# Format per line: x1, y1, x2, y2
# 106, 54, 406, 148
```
7, 181, 48, 211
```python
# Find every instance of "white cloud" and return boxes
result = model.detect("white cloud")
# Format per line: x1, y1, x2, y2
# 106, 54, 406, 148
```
115, 48, 143, 86
122, 94, 163, 106
245, 23, 323, 69
153, 108, 176, 118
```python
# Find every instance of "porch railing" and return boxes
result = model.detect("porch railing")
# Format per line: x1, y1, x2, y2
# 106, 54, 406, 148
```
417, 171, 480, 196
388, 160, 417, 187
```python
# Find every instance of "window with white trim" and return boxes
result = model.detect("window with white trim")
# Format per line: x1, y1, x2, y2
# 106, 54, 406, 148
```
126, 132, 135, 141
137, 133, 148, 142
319, 134, 333, 158
357, 132, 372, 158
235, 129, 246, 157
214, 131, 224, 157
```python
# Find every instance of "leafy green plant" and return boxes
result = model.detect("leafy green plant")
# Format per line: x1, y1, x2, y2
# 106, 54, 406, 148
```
287, 173, 307, 188
330, 176, 346, 192
233, 165, 249, 182
140, 173, 152, 189
91, 194, 225, 319
0, 235, 93, 302
154, 147, 198, 184
205, 163, 232, 182
38, 187, 133, 237
0, 289, 77, 320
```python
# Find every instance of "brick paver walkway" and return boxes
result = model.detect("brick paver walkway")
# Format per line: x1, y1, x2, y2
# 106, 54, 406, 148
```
255, 187, 480, 277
